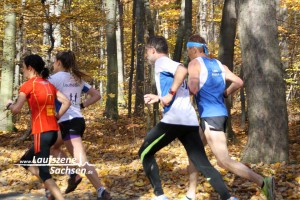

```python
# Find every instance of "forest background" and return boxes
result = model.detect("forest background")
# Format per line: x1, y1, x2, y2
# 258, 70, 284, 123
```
0, 0, 299, 199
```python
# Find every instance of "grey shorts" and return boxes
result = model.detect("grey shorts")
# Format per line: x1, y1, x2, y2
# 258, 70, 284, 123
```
200, 116, 227, 132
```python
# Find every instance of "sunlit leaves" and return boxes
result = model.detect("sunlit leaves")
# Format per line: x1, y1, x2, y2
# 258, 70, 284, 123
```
0, 104, 300, 199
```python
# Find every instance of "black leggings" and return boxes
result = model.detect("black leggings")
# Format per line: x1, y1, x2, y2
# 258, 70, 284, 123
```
20, 131, 57, 182
138, 122, 231, 200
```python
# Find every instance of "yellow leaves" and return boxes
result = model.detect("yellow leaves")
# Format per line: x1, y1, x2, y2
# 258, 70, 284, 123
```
134, 179, 145, 187
203, 182, 212, 190
273, 162, 282, 169
281, 0, 300, 11
1, 106, 300, 199
0, 178, 7, 186
107, 93, 116, 98
218, 167, 227, 175
126, 123, 141, 130
278, 25, 288, 33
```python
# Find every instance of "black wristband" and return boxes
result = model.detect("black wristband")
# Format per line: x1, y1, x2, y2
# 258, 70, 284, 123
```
223, 94, 228, 98
158, 98, 160, 103
6, 103, 12, 110
80, 103, 85, 109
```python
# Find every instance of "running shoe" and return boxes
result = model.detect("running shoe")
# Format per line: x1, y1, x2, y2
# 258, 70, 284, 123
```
151, 195, 169, 200
97, 189, 112, 200
65, 174, 82, 194
262, 176, 275, 200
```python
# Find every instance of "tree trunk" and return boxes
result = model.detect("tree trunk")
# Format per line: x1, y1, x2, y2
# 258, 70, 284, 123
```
53, 0, 64, 48
144, 0, 159, 125
99, 25, 106, 105
65, 0, 73, 50
144, 0, 154, 37
275, 0, 289, 70
183, 0, 192, 66
116, 0, 125, 106
15, 0, 26, 98
208, 0, 215, 45
237, 0, 289, 163
173, 0, 185, 62
104, 0, 119, 120
42, 0, 55, 65
197, 0, 208, 41
240, 67, 247, 129
218, 0, 237, 141
128, 0, 136, 117
134, 0, 145, 116
0, 2, 16, 131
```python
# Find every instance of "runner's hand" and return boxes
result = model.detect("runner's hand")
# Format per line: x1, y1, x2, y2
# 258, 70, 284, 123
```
144, 94, 159, 104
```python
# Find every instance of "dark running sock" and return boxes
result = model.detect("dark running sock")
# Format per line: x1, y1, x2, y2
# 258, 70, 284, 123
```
70, 173, 77, 179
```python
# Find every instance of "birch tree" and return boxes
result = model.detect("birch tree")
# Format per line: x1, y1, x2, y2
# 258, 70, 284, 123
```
104, 0, 119, 120
0, 2, 16, 131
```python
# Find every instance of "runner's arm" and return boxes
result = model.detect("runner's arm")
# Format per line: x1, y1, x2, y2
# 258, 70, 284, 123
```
56, 91, 71, 119
188, 59, 200, 95
160, 64, 187, 106
6, 92, 27, 114
223, 65, 243, 97
81, 87, 101, 108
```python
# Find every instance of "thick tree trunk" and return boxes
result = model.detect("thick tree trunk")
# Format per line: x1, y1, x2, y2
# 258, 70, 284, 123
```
173, 0, 185, 62
218, 0, 238, 141
134, 0, 145, 116
0, 3, 16, 131
104, 0, 119, 120
237, 0, 289, 163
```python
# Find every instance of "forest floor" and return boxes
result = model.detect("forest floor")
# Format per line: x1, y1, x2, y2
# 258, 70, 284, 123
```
0, 101, 299, 200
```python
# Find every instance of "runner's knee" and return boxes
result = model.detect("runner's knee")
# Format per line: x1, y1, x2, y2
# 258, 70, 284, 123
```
217, 157, 231, 169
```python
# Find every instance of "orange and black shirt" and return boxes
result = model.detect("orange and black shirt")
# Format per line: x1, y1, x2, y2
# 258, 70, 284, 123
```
20, 77, 59, 135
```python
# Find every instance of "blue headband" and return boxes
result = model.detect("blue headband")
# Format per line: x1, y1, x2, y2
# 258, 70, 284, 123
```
187, 42, 209, 55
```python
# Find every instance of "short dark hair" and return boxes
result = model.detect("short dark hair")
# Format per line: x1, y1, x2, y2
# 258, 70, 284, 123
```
146, 36, 168, 54
23, 54, 49, 79
188, 34, 207, 44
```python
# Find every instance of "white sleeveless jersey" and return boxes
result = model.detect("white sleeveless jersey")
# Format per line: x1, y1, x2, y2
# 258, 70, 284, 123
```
49, 72, 91, 123
155, 56, 198, 126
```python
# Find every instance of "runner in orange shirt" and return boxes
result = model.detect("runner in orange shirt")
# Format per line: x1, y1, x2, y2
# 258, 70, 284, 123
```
6, 54, 70, 200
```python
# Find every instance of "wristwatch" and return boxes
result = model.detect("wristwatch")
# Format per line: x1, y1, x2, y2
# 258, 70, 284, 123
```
168, 89, 176, 96
80, 103, 85, 109
6, 103, 12, 110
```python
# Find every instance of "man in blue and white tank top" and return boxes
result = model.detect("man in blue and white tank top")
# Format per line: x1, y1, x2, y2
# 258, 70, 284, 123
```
183, 34, 275, 200
138, 36, 236, 200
